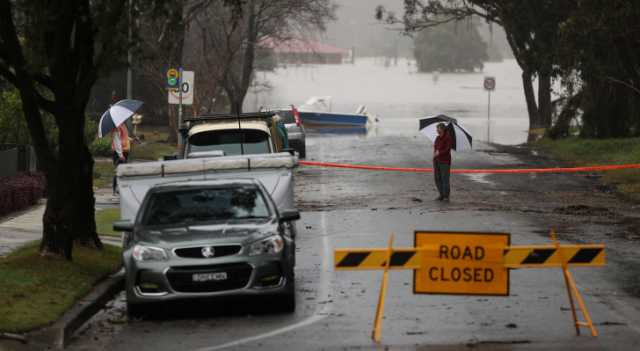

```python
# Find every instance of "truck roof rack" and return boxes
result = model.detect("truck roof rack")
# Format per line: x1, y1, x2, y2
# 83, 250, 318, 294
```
183, 112, 277, 124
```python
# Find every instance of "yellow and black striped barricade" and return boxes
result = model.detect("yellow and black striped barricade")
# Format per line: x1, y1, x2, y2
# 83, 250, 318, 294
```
334, 230, 606, 342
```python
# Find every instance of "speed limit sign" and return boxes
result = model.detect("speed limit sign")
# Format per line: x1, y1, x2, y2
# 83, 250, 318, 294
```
484, 76, 496, 91
168, 71, 194, 105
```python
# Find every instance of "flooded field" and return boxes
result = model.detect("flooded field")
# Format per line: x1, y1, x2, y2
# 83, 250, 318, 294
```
247, 58, 534, 145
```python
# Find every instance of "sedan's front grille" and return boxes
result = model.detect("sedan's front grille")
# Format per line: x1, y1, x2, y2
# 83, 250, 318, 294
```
166, 263, 252, 293
174, 245, 241, 259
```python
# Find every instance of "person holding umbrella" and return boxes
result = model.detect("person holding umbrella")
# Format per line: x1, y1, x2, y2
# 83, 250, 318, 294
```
111, 123, 130, 195
419, 114, 473, 202
433, 123, 453, 201
98, 97, 144, 195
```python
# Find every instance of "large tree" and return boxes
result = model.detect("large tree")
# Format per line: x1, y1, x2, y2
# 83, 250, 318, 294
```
413, 19, 488, 73
0, 0, 195, 260
554, 0, 640, 138
377, 0, 570, 133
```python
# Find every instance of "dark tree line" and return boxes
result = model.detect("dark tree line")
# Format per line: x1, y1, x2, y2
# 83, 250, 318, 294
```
0, 0, 202, 260
378, 0, 640, 139
413, 20, 488, 73
0, 0, 334, 261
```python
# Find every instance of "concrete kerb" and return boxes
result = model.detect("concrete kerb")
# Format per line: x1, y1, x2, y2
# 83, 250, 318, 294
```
29, 270, 124, 350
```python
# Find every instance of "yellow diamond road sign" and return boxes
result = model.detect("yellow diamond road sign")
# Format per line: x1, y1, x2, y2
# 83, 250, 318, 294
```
414, 231, 510, 296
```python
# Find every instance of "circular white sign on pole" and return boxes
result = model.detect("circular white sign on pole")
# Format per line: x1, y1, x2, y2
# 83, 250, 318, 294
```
484, 76, 496, 91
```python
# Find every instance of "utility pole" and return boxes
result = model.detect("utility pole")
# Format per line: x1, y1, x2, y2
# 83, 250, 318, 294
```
126, 0, 133, 99
178, 67, 184, 148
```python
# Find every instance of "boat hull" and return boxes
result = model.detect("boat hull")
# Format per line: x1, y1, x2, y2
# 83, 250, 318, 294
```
298, 111, 368, 126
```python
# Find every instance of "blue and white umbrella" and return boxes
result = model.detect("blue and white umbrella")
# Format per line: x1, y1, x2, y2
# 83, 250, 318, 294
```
419, 114, 473, 151
98, 99, 144, 138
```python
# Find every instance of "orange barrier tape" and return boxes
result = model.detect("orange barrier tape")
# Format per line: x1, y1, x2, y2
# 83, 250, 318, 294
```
299, 160, 640, 174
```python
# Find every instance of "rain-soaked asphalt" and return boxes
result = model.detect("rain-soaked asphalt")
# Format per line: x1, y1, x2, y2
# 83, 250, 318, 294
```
64, 129, 640, 351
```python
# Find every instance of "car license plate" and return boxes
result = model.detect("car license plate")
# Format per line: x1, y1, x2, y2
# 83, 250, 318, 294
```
192, 272, 228, 282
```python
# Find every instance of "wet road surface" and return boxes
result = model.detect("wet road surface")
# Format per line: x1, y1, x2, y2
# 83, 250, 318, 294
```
67, 131, 640, 350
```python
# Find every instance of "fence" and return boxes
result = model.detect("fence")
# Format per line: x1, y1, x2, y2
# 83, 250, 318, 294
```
0, 144, 37, 177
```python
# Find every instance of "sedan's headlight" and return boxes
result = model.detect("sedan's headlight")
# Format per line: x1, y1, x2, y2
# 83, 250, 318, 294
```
248, 236, 284, 256
132, 245, 168, 262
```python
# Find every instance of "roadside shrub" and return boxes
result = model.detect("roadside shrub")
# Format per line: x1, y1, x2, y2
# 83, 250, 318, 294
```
0, 173, 46, 218
90, 137, 112, 157
0, 89, 30, 144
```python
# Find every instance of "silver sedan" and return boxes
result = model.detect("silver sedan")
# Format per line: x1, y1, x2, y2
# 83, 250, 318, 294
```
113, 179, 300, 317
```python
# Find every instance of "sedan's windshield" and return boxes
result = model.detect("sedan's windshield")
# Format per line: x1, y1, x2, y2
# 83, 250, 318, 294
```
188, 130, 271, 156
141, 186, 271, 226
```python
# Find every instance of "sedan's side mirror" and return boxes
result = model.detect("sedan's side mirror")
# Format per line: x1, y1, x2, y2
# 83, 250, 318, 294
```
279, 209, 300, 223
113, 220, 134, 232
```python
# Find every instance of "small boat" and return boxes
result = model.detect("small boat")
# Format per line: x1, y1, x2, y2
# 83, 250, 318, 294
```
297, 96, 369, 127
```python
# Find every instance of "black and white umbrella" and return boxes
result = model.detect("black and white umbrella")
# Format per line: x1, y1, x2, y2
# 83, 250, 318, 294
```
419, 114, 473, 151
98, 99, 144, 138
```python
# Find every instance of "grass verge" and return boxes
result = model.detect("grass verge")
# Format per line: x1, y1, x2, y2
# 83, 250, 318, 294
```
130, 141, 177, 160
0, 243, 121, 333
93, 159, 114, 189
131, 126, 177, 160
534, 137, 640, 201
95, 208, 121, 237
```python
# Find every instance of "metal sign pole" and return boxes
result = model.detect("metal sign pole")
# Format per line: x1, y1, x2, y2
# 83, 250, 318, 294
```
178, 67, 184, 148
487, 90, 491, 143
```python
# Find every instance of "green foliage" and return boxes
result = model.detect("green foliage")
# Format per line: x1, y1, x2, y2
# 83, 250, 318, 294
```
535, 137, 640, 200
413, 20, 488, 73
556, 0, 640, 138
0, 243, 121, 332
93, 160, 114, 189
90, 137, 113, 157
0, 89, 32, 145
0, 88, 60, 146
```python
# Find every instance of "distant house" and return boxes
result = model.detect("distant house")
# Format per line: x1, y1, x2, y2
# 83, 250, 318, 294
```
260, 38, 350, 65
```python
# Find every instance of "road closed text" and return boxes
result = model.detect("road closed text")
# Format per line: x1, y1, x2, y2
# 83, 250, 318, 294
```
414, 232, 510, 295
428, 245, 494, 282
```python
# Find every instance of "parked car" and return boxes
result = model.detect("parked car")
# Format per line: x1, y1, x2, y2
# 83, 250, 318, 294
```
183, 112, 293, 158
113, 179, 300, 317
117, 112, 298, 224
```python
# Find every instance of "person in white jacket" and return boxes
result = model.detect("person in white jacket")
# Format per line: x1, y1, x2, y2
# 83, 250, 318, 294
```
111, 124, 130, 195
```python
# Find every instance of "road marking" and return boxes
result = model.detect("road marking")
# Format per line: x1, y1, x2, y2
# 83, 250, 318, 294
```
195, 147, 333, 351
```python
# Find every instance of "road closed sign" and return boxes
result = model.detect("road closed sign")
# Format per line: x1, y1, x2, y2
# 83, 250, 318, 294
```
414, 231, 510, 296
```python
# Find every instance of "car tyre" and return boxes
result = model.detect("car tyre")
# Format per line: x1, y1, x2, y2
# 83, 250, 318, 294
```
279, 278, 296, 313
298, 144, 306, 159
127, 302, 150, 320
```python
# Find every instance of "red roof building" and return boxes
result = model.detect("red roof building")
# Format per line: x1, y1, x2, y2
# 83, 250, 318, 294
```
260, 38, 350, 64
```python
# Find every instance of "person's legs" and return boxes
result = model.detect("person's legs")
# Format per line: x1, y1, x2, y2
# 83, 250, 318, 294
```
441, 163, 451, 199
112, 152, 120, 195
433, 161, 443, 200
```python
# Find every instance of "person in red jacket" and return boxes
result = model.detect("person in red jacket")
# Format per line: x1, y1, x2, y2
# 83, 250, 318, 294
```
433, 123, 453, 201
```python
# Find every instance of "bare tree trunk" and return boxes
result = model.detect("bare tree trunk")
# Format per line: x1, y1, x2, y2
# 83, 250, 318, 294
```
236, 0, 257, 114
538, 72, 552, 128
41, 109, 102, 258
167, 107, 178, 143
522, 70, 541, 128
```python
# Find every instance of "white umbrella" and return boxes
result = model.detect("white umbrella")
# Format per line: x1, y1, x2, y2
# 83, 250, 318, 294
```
98, 99, 144, 138
419, 114, 473, 151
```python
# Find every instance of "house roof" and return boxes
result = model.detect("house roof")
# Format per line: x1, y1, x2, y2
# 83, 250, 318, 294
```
260, 37, 349, 55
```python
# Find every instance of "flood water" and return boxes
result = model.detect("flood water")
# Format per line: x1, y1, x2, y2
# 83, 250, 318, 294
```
246, 58, 532, 145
